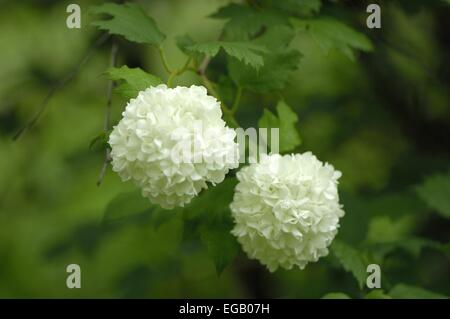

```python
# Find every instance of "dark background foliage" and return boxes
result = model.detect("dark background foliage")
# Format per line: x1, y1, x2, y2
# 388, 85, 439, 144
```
0, 0, 449, 298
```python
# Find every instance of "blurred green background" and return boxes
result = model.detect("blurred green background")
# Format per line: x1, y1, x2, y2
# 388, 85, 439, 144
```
0, 0, 449, 298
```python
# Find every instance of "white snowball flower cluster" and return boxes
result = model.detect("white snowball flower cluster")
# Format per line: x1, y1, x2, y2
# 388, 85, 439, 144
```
109, 85, 239, 209
230, 153, 344, 272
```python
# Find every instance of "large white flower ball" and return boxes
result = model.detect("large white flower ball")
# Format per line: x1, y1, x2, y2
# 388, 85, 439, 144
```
109, 85, 239, 209
230, 153, 344, 272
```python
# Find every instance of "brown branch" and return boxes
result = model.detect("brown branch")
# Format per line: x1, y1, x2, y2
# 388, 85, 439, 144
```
197, 56, 211, 76
97, 39, 119, 186
12, 32, 110, 141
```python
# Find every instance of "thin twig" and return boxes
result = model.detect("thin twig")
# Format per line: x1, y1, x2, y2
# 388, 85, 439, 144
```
97, 39, 119, 186
200, 74, 220, 101
193, 30, 239, 124
179, 57, 193, 73
12, 33, 110, 141
97, 150, 110, 187
104, 41, 119, 132
231, 86, 243, 114
167, 72, 177, 87
196, 56, 226, 110
166, 57, 192, 87
158, 47, 173, 74
198, 56, 211, 76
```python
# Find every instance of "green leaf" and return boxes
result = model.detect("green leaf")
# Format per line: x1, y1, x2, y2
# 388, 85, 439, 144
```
369, 236, 449, 260
258, 100, 302, 153
416, 173, 450, 218
364, 290, 392, 299
103, 191, 178, 229
184, 178, 237, 220
258, 109, 279, 132
176, 35, 205, 68
91, 3, 165, 46
103, 191, 152, 225
277, 100, 302, 152
291, 17, 373, 60
263, 0, 322, 16
200, 219, 239, 275
397, 238, 438, 257
367, 216, 415, 244
228, 25, 301, 92
389, 284, 448, 299
210, 3, 288, 40
106, 66, 163, 100
331, 240, 366, 289
186, 41, 267, 69
150, 208, 179, 230
176, 34, 196, 56
322, 292, 351, 299
229, 50, 301, 91
184, 178, 239, 274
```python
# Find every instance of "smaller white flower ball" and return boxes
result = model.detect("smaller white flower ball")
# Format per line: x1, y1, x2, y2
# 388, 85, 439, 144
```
230, 153, 344, 272
109, 85, 239, 209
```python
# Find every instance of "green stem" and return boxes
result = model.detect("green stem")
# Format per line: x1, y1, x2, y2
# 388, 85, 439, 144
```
167, 72, 176, 87
200, 74, 220, 101
178, 57, 192, 74
166, 57, 192, 87
157, 46, 238, 125
158, 47, 172, 74
231, 87, 243, 114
